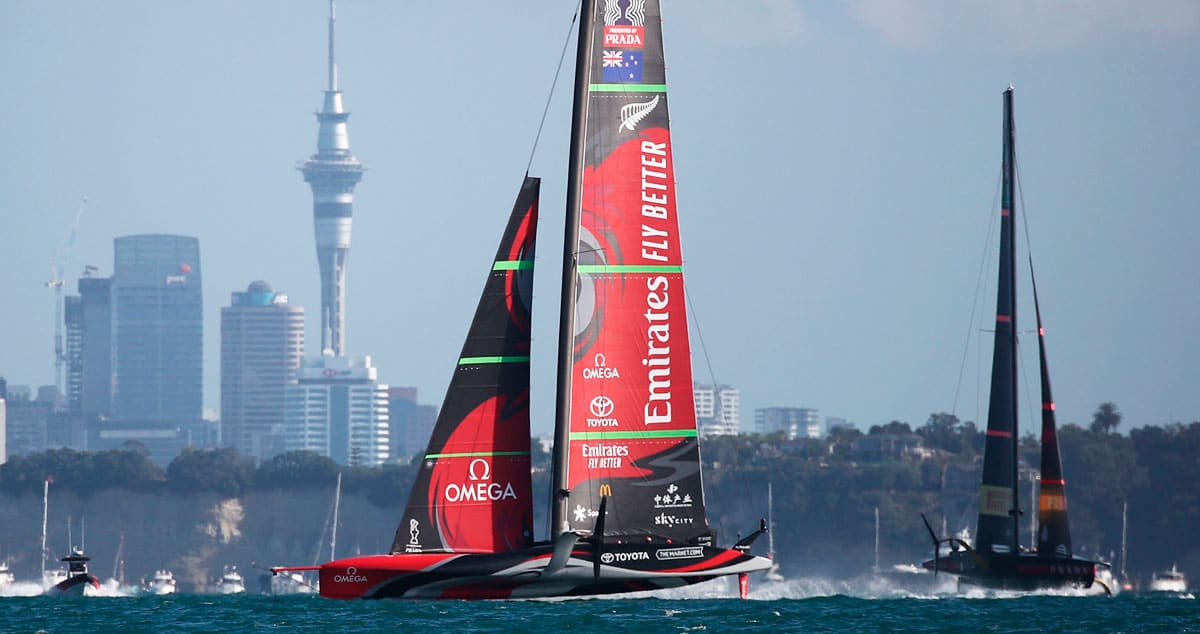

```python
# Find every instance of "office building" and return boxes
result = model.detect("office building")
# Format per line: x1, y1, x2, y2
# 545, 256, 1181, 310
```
754, 407, 821, 440
110, 235, 203, 427
221, 281, 304, 462
694, 384, 740, 437
284, 355, 388, 466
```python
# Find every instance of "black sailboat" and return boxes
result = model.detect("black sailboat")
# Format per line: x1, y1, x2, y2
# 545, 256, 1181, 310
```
921, 87, 1108, 594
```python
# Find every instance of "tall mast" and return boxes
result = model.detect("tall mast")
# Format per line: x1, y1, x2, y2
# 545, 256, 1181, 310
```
1119, 501, 1128, 580
41, 479, 49, 586
1003, 85, 1020, 547
331, 472, 341, 560
301, 0, 364, 358
976, 85, 1020, 555
551, 0, 597, 539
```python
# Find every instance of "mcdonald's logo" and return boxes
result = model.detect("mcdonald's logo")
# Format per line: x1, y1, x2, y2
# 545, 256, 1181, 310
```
599, 484, 613, 497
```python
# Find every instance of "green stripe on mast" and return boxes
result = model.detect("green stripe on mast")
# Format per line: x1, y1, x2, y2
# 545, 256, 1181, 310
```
576, 264, 682, 274
424, 450, 531, 459
589, 84, 666, 93
458, 355, 531, 365
569, 430, 698, 441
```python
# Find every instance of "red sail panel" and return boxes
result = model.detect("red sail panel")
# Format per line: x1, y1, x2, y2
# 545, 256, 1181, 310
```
561, 0, 712, 545
393, 177, 539, 554
1032, 271, 1073, 559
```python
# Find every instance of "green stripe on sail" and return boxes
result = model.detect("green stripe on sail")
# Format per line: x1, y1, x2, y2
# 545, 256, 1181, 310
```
493, 260, 533, 271
570, 430, 698, 441
458, 355, 530, 365
424, 450, 531, 459
589, 84, 667, 93
576, 264, 682, 274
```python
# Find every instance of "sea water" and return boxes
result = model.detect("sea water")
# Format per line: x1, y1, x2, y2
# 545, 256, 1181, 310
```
0, 576, 1195, 633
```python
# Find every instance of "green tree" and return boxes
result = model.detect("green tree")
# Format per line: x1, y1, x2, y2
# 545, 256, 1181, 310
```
1089, 402, 1122, 434
166, 447, 255, 497
254, 451, 340, 490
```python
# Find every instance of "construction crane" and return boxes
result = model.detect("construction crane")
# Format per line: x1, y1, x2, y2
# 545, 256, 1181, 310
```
46, 196, 88, 409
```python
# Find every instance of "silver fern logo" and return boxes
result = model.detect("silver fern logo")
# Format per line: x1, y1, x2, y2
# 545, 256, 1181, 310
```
604, 0, 646, 26
619, 95, 660, 132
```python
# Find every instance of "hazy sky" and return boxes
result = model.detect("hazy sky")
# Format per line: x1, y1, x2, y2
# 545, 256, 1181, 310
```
3, 1, 1197, 438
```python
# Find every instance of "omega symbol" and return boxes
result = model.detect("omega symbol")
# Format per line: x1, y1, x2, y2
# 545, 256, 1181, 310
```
468, 458, 491, 481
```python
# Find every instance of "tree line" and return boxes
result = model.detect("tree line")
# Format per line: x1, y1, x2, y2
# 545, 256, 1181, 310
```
2, 403, 1196, 579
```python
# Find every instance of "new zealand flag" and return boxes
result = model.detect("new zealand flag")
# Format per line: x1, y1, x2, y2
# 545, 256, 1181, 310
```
601, 50, 643, 83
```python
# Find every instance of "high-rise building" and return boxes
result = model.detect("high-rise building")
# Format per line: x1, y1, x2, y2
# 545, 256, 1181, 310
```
754, 407, 821, 440
3, 385, 53, 457
283, 355, 388, 466
693, 384, 740, 437
301, 0, 364, 357
387, 387, 438, 462
220, 281, 304, 462
110, 235, 203, 427
64, 274, 112, 420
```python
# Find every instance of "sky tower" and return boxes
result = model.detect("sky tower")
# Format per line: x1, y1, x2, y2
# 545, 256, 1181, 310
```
302, 0, 364, 357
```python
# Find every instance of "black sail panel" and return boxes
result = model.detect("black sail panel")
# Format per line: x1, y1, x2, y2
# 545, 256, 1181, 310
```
392, 177, 539, 554
976, 87, 1020, 556
1032, 271, 1073, 558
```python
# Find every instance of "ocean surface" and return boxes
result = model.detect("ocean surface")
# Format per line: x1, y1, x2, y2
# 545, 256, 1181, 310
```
1, 577, 1195, 634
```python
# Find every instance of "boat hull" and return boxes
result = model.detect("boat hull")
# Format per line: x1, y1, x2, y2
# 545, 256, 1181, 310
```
317, 543, 771, 599
922, 551, 1101, 592
45, 573, 101, 597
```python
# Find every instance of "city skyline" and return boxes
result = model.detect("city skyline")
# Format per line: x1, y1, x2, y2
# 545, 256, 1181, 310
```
2, 2, 1198, 438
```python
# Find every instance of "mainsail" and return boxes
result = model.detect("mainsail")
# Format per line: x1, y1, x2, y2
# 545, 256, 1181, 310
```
553, 0, 711, 545
975, 87, 1020, 556
394, 177, 540, 554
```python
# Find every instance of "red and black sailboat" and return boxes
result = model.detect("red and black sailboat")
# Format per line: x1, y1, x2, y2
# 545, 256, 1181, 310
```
921, 87, 1109, 594
274, 0, 769, 599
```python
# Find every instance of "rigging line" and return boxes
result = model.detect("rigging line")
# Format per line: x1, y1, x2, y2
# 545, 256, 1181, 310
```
951, 172, 1004, 419
538, 0, 580, 544
525, 3, 580, 175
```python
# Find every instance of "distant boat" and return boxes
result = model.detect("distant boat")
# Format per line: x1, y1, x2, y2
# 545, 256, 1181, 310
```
0, 560, 14, 590
920, 87, 1108, 595
273, 0, 770, 600
217, 565, 246, 595
145, 569, 177, 595
44, 547, 100, 596
270, 570, 314, 595
1149, 565, 1188, 594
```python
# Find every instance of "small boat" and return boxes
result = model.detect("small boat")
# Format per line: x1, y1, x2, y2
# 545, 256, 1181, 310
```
271, 570, 314, 595
44, 547, 101, 596
0, 560, 14, 590
920, 87, 1107, 595
1149, 565, 1189, 594
273, 0, 770, 600
145, 569, 177, 595
217, 565, 246, 594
